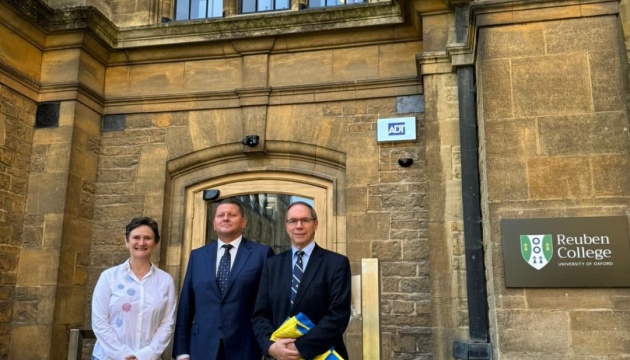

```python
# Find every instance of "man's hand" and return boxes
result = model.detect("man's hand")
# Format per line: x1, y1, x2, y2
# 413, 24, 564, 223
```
268, 338, 300, 360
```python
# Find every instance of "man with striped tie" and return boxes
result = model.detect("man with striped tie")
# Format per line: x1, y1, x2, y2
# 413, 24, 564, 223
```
253, 201, 352, 360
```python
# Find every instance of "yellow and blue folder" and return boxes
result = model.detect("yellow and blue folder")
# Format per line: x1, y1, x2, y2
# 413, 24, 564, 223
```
271, 312, 344, 360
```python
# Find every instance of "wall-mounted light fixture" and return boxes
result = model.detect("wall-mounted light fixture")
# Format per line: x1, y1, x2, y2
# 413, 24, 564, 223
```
203, 189, 220, 201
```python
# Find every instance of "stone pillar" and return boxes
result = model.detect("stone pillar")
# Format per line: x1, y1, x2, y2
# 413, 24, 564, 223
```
10, 37, 104, 359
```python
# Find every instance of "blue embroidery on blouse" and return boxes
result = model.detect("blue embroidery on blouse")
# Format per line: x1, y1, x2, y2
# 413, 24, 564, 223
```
127, 288, 136, 296
117, 283, 124, 289
115, 318, 123, 327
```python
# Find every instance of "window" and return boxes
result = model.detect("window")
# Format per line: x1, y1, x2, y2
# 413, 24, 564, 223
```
174, 0, 364, 20
241, 0, 289, 13
175, 0, 223, 20
309, 0, 364, 7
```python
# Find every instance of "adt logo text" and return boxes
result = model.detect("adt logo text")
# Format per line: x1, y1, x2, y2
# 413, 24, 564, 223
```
388, 122, 405, 135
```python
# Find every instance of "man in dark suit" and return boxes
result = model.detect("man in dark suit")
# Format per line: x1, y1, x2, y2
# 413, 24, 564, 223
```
253, 201, 351, 360
173, 199, 274, 360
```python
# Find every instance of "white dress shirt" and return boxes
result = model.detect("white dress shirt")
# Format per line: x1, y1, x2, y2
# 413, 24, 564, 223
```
216, 236, 242, 273
175, 237, 244, 360
92, 259, 176, 360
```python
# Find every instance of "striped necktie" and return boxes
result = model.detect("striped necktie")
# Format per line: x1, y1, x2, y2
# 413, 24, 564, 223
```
291, 251, 305, 305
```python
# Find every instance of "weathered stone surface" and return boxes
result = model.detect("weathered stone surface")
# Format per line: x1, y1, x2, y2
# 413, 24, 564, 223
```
25, 172, 68, 214
480, 59, 514, 121
545, 16, 618, 54
422, 13, 451, 52
0, 302, 11, 323
347, 212, 390, 242
184, 58, 243, 92
527, 157, 591, 199
9, 325, 51, 359
483, 118, 537, 158
129, 63, 185, 96
41, 49, 81, 84
485, 157, 528, 201
188, 108, 243, 150
77, 48, 106, 95
496, 310, 571, 352
402, 239, 428, 260
16, 250, 58, 286
592, 154, 630, 196
589, 50, 625, 112
270, 50, 333, 86
538, 113, 630, 156
512, 54, 592, 117
0, 23, 43, 80
478, 23, 545, 60
524, 288, 613, 309
572, 330, 630, 354
378, 42, 422, 78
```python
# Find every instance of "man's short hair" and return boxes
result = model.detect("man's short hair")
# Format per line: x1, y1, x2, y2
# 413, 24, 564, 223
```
287, 201, 317, 220
216, 198, 246, 217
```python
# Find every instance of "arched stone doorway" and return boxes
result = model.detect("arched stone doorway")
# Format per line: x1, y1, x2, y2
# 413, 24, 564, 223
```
161, 142, 347, 288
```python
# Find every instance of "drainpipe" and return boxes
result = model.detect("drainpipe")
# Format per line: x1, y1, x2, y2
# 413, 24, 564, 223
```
451, 6, 492, 360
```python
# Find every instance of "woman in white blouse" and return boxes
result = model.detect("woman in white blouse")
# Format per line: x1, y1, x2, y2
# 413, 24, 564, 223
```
92, 217, 176, 360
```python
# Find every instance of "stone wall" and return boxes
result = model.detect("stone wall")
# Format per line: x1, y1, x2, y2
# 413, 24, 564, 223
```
87, 113, 171, 321
0, 86, 36, 359
87, 94, 426, 360
478, 9, 630, 360
3, 0, 630, 359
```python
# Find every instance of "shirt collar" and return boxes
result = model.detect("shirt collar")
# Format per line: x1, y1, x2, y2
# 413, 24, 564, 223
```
122, 258, 155, 277
292, 241, 316, 257
219, 235, 243, 250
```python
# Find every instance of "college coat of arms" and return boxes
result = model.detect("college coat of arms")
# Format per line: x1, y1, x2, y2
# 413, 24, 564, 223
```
520, 234, 553, 270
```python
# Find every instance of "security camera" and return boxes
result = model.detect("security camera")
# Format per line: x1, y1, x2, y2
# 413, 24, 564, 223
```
242, 135, 259, 147
398, 158, 413, 167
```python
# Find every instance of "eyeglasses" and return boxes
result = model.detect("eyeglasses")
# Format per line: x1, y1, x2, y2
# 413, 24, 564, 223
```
285, 218, 315, 226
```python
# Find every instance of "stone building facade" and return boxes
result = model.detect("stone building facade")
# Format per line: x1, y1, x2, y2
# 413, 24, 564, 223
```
0, 0, 629, 359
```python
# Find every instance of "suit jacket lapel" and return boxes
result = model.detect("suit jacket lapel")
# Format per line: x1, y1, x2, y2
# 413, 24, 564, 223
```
223, 238, 252, 297
292, 244, 323, 310
205, 242, 221, 298
278, 250, 293, 318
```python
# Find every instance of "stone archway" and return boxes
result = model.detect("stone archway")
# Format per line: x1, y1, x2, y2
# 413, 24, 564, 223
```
161, 140, 347, 288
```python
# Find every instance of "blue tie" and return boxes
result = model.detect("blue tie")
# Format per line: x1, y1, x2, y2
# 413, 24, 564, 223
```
291, 251, 305, 305
217, 244, 233, 296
